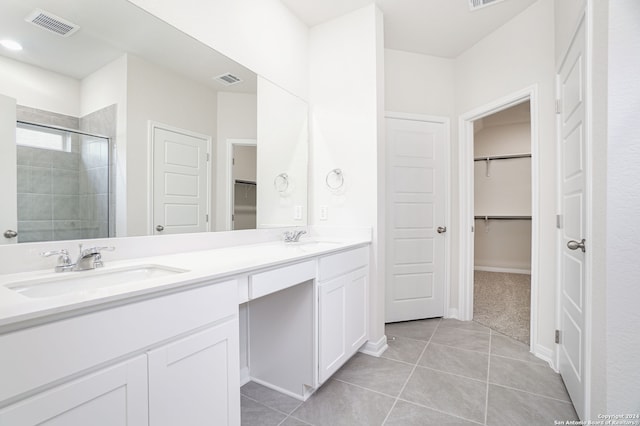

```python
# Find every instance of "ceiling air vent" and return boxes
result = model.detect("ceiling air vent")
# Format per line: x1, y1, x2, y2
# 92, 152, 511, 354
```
25, 9, 80, 37
469, 0, 506, 11
214, 73, 242, 86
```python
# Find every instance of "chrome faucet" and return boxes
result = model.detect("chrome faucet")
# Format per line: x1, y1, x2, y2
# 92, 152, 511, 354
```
75, 244, 115, 271
283, 230, 307, 243
41, 244, 115, 272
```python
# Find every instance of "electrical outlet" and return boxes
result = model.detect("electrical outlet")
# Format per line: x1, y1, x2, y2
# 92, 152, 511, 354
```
319, 205, 328, 221
294, 205, 302, 220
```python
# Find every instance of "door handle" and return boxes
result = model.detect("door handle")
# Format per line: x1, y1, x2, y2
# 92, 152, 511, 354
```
567, 239, 586, 252
156, 225, 165, 232
3, 229, 18, 239
437, 226, 447, 234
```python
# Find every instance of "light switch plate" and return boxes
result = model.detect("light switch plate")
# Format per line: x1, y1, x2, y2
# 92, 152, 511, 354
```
319, 205, 328, 221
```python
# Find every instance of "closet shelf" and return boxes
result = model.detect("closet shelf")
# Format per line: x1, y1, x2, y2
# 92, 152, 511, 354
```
473, 153, 531, 162
474, 215, 532, 220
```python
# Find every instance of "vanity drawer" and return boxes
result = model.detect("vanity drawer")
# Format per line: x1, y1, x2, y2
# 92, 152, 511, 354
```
318, 246, 369, 282
0, 279, 237, 403
249, 261, 315, 299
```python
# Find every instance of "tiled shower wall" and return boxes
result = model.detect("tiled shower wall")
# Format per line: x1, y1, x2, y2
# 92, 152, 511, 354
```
16, 106, 115, 243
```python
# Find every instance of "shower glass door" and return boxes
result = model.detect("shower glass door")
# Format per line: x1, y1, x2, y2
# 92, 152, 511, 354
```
16, 122, 111, 243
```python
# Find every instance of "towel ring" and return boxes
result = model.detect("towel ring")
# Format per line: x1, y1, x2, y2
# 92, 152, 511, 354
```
274, 173, 289, 193
326, 168, 344, 191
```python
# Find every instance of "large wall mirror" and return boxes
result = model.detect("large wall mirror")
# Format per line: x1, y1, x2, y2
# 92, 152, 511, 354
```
0, 0, 308, 244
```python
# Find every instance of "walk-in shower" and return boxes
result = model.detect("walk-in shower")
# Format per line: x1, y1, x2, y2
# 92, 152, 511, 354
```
16, 121, 111, 243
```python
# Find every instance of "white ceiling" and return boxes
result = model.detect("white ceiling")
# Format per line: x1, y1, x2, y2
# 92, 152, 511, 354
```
0, 0, 256, 93
280, 0, 538, 58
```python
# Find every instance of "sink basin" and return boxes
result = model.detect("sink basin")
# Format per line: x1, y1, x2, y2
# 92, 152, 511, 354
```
6, 264, 189, 299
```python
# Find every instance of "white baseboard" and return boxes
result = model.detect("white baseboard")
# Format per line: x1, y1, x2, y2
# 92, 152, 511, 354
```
240, 367, 251, 386
474, 266, 531, 274
534, 343, 557, 371
359, 335, 388, 357
446, 308, 459, 319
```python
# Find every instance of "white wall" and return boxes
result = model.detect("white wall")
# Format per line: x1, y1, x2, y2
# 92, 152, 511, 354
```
454, 0, 556, 351
606, 0, 640, 413
127, 0, 309, 100
81, 55, 128, 236
384, 49, 455, 118
0, 56, 80, 117
309, 5, 386, 345
126, 54, 218, 236
256, 77, 308, 228
215, 92, 257, 231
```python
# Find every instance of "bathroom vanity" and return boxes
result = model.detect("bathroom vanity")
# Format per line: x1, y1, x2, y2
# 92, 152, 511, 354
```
0, 236, 370, 425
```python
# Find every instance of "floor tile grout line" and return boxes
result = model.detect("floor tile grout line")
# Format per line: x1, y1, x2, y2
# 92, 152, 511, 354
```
332, 378, 399, 400
381, 318, 441, 425
484, 329, 492, 425
490, 352, 548, 366
241, 393, 299, 418
488, 382, 574, 404
412, 363, 489, 384
426, 340, 491, 355
394, 396, 486, 426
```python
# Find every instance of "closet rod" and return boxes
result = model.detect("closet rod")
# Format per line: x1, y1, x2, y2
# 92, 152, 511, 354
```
235, 179, 257, 186
473, 153, 532, 162
474, 215, 532, 220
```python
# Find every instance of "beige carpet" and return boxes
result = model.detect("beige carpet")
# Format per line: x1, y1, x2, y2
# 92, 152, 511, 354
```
473, 271, 531, 344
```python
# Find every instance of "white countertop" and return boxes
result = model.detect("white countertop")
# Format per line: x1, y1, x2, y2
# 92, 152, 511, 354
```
0, 238, 370, 332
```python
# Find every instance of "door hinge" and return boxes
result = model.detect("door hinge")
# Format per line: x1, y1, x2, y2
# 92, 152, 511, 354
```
232, 214, 235, 221
555, 329, 561, 344
471, 225, 475, 233
206, 153, 210, 161
206, 214, 209, 222
232, 157, 235, 166
556, 214, 563, 229
555, 99, 562, 114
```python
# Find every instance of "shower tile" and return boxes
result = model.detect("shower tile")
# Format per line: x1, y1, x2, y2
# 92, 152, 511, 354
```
52, 169, 79, 195
29, 167, 53, 194
16, 147, 31, 166
18, 194, 52, 221
17, 166, 30, 193
31, 149, 53, 168
17, 221, 54, 243
53, 195, 80, 220
52, 151, 79, 171
53, 220, 83, 241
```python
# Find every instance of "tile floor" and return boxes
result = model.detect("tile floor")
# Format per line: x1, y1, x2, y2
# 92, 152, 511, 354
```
241, 318, 578, 425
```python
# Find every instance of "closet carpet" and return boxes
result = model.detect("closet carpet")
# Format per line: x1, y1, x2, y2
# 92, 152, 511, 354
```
473, 271, 531, 344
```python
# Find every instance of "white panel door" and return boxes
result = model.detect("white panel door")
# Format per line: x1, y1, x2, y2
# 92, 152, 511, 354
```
385, 117, 447, 322
0, 355, 148, 426
0, 94, 17, 245
558, 17, 587, 417
152, 126, 209, 234
148, 320, 240, 426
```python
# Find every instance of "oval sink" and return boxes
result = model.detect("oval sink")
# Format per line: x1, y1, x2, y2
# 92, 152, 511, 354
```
6, 264, 189, 299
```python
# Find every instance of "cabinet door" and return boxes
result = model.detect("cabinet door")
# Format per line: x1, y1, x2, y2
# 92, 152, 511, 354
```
0, 355, 148, 426
345, 267, 368, 354
148, 319, 240, 426
318, 275, 347, 384
318, 268, 369, 385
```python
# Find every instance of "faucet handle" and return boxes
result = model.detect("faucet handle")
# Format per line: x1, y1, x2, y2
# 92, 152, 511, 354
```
41, 249, 69, 258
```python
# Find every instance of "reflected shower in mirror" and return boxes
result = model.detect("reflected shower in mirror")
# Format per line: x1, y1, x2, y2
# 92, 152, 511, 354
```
0, 0, 308, 243
16, 121, 111, 243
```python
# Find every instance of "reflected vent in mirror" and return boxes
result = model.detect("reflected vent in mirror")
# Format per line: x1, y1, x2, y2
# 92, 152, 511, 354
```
25, 9, 80, 37
469, 0, 505, 11
214, 73, 242, 86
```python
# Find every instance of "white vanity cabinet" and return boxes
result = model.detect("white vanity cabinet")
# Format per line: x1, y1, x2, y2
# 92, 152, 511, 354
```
0, 280, 240, 426
318, 246, 369, 384
148, 319, 239, 426
0, 355, 149, 426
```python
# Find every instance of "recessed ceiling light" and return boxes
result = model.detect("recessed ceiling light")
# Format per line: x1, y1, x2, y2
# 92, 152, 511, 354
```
0, 40, 23, 51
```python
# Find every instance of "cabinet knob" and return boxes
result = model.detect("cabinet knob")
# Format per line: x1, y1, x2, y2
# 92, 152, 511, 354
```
437, 226, 447, 234
156, 225, 164, 232
3, 229, 18, 239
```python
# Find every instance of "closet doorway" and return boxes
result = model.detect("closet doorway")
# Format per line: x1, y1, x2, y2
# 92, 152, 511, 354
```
472, 102, 532, 343
457, 87, 539, 351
